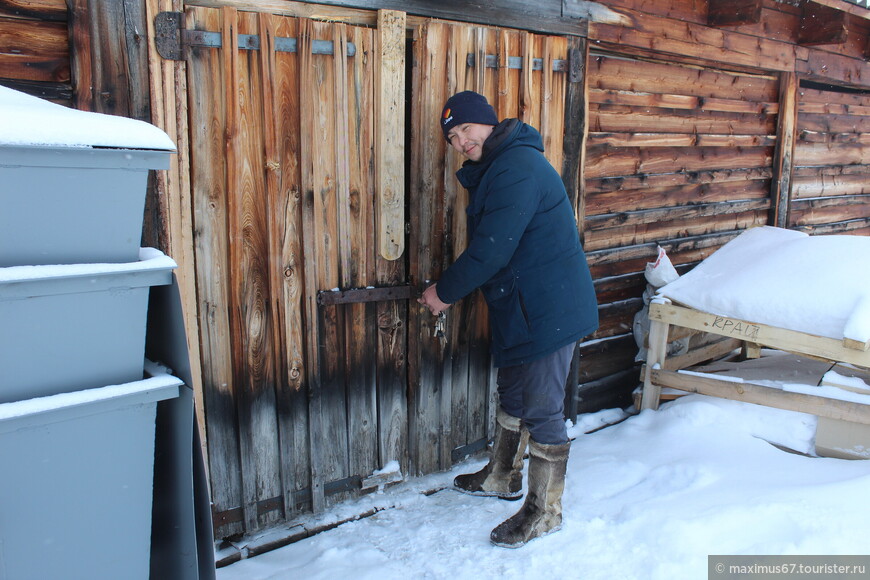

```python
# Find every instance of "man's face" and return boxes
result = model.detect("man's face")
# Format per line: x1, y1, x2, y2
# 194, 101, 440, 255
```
446, 123, 495, 162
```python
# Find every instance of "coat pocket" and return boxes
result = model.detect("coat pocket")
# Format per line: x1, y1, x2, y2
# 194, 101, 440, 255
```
481, 274, 532, 349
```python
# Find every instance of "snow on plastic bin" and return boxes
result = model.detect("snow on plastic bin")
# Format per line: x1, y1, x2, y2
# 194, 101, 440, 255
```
0, 248, 176, 404
0, 373, 181, 580
0, 85, 175, 267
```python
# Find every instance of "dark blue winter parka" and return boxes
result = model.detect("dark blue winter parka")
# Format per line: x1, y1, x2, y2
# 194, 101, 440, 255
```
436, 119, 599, 367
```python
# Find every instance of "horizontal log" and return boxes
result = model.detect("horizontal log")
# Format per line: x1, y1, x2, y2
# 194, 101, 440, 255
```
588, 7, 798, 72
708, 0, 762, 27
589, 88, 779, 115
593, 272, 647, 304
190, 0, 589, 36
793, 218, 870, 235
586, 230, 740, 277
588, 53, 778, 101
586, 178, 770, 216
592, 104, 777, 135
793, 142, 869, 166
0, 77, 71, 103
800, 85, 870, 107
0, 17, 68, 82
799, 101, 870, 117
798, 48, 870, 89
799, 112, 870, 133
0, 0, 66, 21
789, 195, 870, 226
594, 298, 642, 340
798, 2, 848, 46
587, 132, 776, 148
586, 199, 771, 231
792, 163, 870, 177
798, 130, 870, 145
586, 166, 773, 194
584, 209, 768, 252
791, 172, 870, 198
578, 334, 640, 382
585, 145, 773, 179
650, 368, 870, 424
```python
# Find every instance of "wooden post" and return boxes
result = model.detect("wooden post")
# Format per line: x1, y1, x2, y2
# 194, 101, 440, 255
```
561, 36, 587, 241
640, 313, 670, 411
771, 72, 797, 229
375, 9, 406, 261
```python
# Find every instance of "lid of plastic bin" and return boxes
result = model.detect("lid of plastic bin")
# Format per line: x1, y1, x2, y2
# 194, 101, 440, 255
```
0, 248, 177, 299
0, 85, 176, 153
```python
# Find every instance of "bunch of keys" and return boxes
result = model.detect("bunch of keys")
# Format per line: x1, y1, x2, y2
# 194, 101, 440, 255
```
434, 312, 447, 339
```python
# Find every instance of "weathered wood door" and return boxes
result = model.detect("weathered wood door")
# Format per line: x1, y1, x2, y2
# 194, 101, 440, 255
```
176, 4, 572, 539
183, 6, 409, 537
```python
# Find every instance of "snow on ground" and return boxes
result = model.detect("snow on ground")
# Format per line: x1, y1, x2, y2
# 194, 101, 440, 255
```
216, 227, 870, 578
216, 395, 870, 580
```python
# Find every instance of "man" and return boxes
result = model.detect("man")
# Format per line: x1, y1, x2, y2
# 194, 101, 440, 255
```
418, 90, 599, 548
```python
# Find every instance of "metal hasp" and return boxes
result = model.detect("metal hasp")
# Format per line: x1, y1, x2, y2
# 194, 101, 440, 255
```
316, 285, 414, 306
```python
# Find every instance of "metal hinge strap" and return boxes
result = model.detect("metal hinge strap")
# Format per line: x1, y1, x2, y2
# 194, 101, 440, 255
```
466, 53, 569, 73
155, 11, 358, 61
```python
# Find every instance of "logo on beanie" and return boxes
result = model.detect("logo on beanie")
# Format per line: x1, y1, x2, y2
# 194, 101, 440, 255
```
442, 107, 452, 125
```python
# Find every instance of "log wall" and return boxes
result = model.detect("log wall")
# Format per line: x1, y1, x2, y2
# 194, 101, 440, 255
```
790, 82, 870, 235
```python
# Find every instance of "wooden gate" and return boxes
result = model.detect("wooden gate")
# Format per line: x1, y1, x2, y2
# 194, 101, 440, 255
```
180, 7, 410, 537
155, 4, 572, 539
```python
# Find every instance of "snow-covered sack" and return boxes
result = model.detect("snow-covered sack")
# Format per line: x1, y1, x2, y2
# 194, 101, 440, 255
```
634, 246, 687, 362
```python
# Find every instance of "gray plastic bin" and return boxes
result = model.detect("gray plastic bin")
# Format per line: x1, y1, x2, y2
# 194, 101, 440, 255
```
0, 374, 181, 580
0, 145, 171, 266
0, 249, 176, 403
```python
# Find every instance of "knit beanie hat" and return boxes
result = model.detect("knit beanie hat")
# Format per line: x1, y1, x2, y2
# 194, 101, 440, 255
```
440, 91, 499, 141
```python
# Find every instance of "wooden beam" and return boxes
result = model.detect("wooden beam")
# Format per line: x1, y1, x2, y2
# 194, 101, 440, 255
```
375, 9, 406, 261
651, 368, 870, 425
707, 0, 762, 27
771, 72, 797, 229
66, 0, 93, 110
189, 0, 589, 37
798, 1, 849, 46
649, 302, 870, 369
561, 36, 587, 241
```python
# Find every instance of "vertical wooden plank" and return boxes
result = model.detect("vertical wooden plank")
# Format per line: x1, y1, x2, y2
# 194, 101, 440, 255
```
257, 12, 306, 518
773, 71, 797, 229
409, 21, 449, 475
341, 22, 378, 484
224, 7, 283, 533
373, 21, 409, 475
376, 9, 406, 261
297, 17, 326, 514
561, 37, 587, 212
66, 0, 93, 110
185, 5, 240, 538
144, 0, 207, 474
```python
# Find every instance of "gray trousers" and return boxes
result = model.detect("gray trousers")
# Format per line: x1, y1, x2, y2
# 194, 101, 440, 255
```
496, 342, 576, 445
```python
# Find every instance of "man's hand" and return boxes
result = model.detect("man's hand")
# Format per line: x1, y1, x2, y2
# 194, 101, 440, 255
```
418, 283, 451, 315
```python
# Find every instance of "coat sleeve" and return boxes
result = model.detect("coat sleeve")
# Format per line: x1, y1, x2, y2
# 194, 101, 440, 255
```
436, 163, 539, 304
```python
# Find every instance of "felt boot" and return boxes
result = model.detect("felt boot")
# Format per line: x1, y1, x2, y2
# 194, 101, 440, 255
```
489, 439, 569, 548
453, 407, 529, 501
